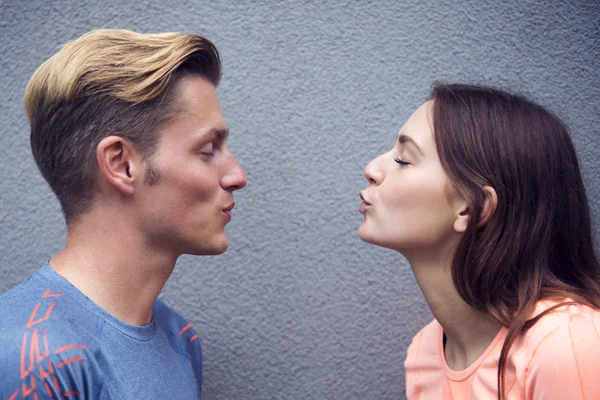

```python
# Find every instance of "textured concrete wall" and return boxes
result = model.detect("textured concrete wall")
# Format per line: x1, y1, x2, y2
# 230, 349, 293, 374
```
1, 1, 598, 399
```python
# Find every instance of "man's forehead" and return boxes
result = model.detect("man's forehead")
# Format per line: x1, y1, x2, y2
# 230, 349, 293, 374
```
172, 76, 221, 113
168, 77, 227, 138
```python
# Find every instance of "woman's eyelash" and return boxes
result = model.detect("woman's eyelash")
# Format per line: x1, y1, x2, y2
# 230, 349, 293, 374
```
394, 158, 410, 166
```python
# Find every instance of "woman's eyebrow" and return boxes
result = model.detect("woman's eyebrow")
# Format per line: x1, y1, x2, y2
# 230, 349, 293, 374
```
398, 134, 424, 156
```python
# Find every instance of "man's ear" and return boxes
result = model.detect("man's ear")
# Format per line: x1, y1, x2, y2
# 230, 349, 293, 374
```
453, 186, 498, 233
96, 136, 140, 196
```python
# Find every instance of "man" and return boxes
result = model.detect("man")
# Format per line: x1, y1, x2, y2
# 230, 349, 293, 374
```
0, 29, 247, 399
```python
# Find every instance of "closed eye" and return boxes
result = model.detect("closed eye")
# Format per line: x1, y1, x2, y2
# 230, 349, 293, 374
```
200, 142, 215, 157
394, 158, 410, 166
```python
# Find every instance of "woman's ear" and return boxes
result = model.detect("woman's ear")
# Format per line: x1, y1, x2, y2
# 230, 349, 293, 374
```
453, 186, 498, 233
454, 203, 470, 233
478, 186, 498, 227
96, 136, 140, 196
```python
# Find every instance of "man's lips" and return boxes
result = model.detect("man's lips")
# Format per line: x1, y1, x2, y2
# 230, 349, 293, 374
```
222, 203, 235, 222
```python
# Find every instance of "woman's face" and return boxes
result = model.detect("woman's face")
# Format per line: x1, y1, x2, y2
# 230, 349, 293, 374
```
358, 101, 466, 255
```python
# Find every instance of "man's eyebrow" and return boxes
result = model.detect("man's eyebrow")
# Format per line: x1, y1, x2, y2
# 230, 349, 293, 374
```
208, 128, 229, 141
398, 134, 424, 156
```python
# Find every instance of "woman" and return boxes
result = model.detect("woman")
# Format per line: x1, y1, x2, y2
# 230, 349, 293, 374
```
358, 83, 600, 399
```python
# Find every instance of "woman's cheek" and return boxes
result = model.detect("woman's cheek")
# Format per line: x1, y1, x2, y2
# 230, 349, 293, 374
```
379, 179, 411, 212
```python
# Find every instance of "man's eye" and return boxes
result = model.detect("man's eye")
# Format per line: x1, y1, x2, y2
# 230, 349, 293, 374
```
200, 143, 215, 156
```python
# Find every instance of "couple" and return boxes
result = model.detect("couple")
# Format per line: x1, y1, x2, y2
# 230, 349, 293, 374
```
1, 29, 599, 399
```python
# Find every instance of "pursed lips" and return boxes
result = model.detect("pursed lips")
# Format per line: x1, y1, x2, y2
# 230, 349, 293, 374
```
222, 202, 235, 222
359, 192, 371, 214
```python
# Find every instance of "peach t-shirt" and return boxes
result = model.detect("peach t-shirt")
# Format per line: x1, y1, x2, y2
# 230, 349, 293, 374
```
405, 300, 600, 399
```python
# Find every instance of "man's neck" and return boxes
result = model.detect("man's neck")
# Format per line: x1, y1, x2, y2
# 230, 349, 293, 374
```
405, 248, 502, 371
50, 211, 178, 326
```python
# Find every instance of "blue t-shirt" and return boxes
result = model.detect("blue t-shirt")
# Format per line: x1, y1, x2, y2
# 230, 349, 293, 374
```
0, 263, 202, 399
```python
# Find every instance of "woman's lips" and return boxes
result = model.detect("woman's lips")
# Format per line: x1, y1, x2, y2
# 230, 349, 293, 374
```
359, 192, 371, 214
359, 202, 371, 214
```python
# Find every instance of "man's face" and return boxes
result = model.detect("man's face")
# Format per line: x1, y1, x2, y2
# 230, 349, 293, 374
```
135, 76, 247, 256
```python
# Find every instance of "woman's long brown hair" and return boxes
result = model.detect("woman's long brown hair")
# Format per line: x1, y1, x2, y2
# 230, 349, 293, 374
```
429, 83, 600, 399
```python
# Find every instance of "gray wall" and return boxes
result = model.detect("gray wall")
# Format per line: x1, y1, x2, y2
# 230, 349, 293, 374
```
1, 1, 599, 399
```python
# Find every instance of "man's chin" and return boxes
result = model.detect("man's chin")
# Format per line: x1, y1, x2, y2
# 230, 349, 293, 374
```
187, 237, 229, 256
206, 242, 229, 255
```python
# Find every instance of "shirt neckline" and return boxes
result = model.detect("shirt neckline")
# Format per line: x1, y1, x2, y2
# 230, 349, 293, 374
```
438, 322, 507, 382
37, 262, 157, 341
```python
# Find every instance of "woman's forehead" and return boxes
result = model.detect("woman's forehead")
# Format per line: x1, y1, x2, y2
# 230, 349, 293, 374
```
397, 102, 435, 152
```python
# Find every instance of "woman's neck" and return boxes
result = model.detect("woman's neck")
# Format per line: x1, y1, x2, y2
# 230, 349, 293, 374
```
406, 250, 502, 370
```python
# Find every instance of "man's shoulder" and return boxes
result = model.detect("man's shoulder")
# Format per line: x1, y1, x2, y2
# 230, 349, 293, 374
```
0, 267, 105, 398
154, 299, 200, 342
153, 299, 202, 358
0, 269, 56, 336
0, 266, 99, 337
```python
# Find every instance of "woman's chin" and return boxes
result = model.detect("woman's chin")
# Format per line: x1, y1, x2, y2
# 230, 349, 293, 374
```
359, 225, 408, 254
358, 224, 380, 246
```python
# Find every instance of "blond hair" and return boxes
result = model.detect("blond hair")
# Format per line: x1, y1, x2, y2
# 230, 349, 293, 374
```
25, 29, 221, 223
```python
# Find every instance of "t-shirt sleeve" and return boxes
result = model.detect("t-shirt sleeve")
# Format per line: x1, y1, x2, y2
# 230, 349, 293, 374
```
525, 312, 600, 400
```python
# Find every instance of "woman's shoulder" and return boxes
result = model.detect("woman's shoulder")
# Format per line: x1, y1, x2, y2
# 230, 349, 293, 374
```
516, 299, 599, 353
406, 319, 442, 361
511, 299, 600, 398
410, 318, 441, 343
525, 298, 600, 341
